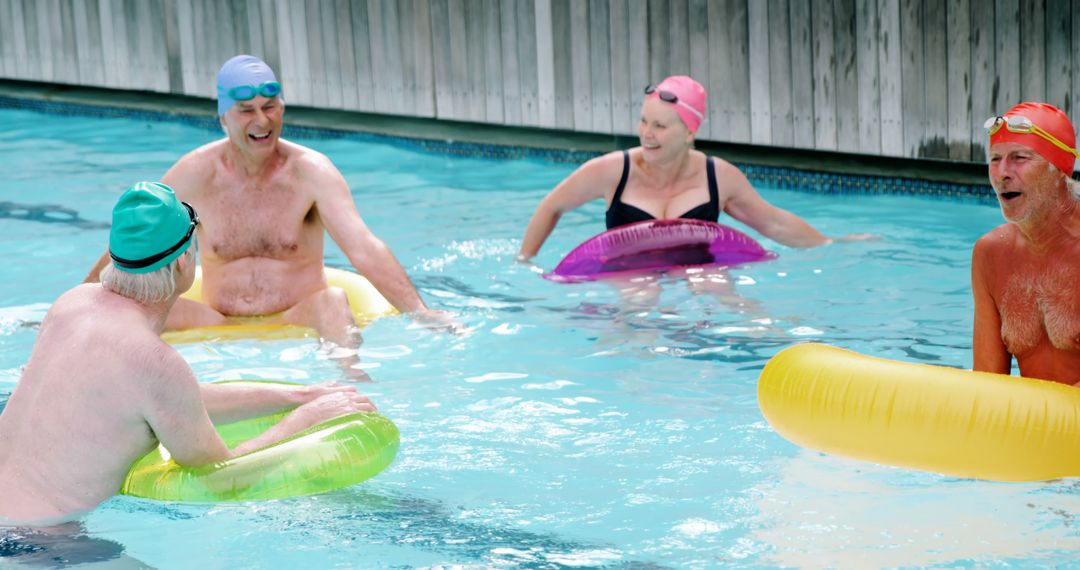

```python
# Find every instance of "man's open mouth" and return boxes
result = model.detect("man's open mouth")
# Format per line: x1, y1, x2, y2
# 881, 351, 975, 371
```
249, 132, 271, 141
1001, 191, 1022, 200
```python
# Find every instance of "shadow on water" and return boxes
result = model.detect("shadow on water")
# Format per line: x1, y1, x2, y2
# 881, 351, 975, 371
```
0, 522, 152, 569
0, 202, 109, 230
261, 489, 671, 569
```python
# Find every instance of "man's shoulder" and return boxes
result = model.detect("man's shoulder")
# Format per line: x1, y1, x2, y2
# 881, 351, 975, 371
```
975, 223, 1017, 248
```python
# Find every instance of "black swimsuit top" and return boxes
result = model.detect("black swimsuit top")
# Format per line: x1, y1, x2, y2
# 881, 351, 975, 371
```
604, 150, 721, 229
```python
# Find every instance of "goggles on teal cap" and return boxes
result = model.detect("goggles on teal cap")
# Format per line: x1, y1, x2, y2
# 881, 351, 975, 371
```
109, 182, 200, 274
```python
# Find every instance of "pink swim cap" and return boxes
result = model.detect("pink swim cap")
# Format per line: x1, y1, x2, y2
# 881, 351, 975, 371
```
989, 102, 1078, 175
648, 76, 707, 134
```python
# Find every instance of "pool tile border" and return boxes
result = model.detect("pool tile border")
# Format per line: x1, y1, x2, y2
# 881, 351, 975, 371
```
0, 95, 996, 205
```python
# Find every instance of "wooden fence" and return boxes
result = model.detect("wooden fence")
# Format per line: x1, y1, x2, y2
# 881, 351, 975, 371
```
0, 0, 1078, 164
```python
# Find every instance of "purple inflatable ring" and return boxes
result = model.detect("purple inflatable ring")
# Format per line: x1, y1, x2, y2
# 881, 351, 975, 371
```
545, 219, 777, 283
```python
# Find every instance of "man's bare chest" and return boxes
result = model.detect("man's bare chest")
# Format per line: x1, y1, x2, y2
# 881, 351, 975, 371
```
197, 185, 320, 260
999, 263, 1080, 354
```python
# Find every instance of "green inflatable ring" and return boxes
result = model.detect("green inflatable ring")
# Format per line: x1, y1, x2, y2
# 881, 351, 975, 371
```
122, 389, 399, 501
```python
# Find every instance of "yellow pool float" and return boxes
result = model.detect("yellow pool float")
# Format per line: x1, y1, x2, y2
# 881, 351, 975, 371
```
162, 267, 396, 343
757, 343, 1080, 482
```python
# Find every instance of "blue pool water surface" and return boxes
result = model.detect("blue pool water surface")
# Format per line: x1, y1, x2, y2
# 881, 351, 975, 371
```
1, 106, 1078, 568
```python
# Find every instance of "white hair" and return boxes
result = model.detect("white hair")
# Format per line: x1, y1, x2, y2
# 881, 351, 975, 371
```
100, 257, 181, 305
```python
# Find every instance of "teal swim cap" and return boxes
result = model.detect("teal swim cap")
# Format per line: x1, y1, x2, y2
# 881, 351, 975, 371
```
109, 182, 199, 274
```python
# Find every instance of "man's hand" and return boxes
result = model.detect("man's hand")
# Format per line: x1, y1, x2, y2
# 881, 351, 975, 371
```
293, 391, 376, 425
296, 381, 363, 403
410, 308, 468, 335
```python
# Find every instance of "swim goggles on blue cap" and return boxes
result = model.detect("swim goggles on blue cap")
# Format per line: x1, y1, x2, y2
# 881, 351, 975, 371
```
218, 81, 282, 102
110, 203, 200, 270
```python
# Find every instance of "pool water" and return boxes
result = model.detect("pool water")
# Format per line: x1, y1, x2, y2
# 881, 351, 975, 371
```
1, 106, 1078, 568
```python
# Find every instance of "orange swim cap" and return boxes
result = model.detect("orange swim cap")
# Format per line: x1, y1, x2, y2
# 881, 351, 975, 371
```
989, 102, 1077, 175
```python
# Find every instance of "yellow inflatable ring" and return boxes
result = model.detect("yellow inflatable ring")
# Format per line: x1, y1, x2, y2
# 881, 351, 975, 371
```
757, 343, 1080, 482
162, 267, 396, 343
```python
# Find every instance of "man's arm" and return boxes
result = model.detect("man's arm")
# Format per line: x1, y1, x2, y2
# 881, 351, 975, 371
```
971, 237, 1012, 374
141, 349, 374, 465
313, 159, 427, 313
199, 381, 364, 424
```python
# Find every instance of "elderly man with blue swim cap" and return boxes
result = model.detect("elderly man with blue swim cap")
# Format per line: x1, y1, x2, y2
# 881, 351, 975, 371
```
2, 182, 373, 526
86, 55, 458, 365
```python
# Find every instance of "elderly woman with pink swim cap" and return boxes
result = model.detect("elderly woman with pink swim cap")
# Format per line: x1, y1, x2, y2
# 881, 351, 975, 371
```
519, 75, 851, 260
972, 101, 1080, 387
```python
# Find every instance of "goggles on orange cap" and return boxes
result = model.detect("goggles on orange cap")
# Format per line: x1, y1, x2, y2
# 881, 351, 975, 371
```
984, 115, 1080, 159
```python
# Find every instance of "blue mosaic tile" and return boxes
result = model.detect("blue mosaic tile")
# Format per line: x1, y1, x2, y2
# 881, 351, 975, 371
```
0, 95, 996, 204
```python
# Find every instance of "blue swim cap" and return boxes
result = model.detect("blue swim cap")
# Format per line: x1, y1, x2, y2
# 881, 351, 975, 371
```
109, 182, 198, 274
216, 55, 280, 116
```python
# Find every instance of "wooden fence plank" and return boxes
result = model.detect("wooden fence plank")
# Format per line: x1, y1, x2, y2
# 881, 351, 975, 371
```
748, 0, 771, 145
0, 1, 13, 78
1019, 0, 1045, 102
483, 0, 505, 122
531, 0, 553, 127
788, 0, 814, 148
627, 0, 649, 132
550, 0, 574, 129
383, 0, 407, 115
319, 0, 344, 109
58, 0, 78, 84
1044, 0, 1070, 110
349, 0, 374, 112
27, 0, 49, 83
259, 0, 280, 76
855, 0, 880, 154
163, 0, 183, 93
899, 0, 924, 156
878, 0, 903, 155
648, 0, 669, 80
517, 0, 539, 126
687, 0, 710, 139
834, 0, 859, 153
766, 0, 792, 147
412, 0, 435, 117
303, 0, 327, 108
668, 0, 689, 74
812, 0, 838, 150
335, 0, 360, 110
570, 0, 592, 130
447, 0, 470, 120
946, 0, 971, 160
498, 0, 522, 125
465, 0, 487, 121
995, 0, 1020, 109
430, 0, 454, 118
608, 0, 632, 135
924, 0, 949, 158
272, 0, 294, 102
290, 0, 313, 106
589, 0, 613, 133
969, 0, 995, 158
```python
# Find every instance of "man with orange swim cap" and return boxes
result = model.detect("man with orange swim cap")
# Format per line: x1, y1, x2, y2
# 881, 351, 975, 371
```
971, 102, 1080, 385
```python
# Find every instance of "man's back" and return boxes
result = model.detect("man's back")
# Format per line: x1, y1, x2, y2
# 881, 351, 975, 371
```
0, 285, 172, 523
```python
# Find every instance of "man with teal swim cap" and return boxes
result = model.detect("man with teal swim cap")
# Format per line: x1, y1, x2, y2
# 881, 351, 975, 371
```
86, 54, 460, 366
0, 182, 375, 526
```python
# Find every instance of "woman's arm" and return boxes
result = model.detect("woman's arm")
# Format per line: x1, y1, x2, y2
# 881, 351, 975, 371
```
518, 152, 624, 260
